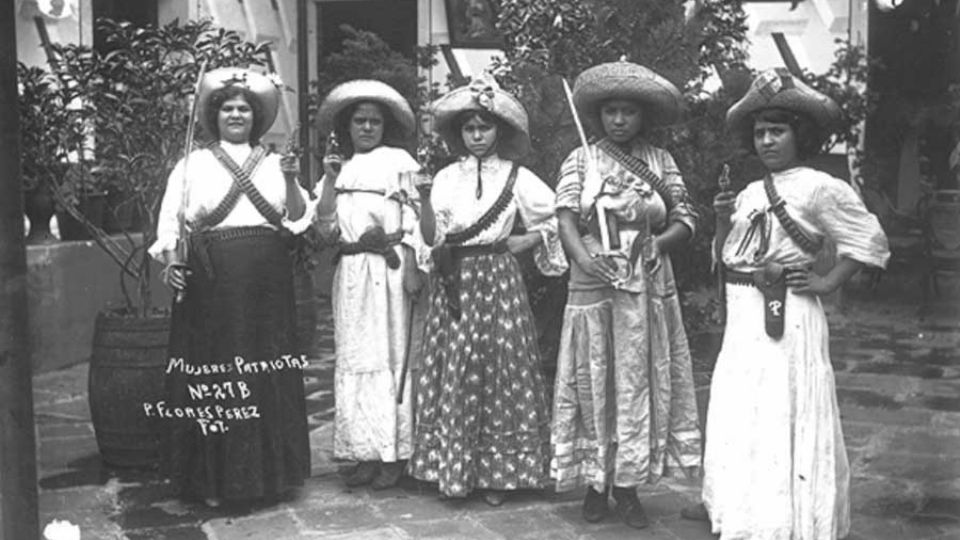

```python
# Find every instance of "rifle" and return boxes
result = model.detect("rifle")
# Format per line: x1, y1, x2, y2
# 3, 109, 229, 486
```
171, 60, 208, 303
560, 79, 619, 252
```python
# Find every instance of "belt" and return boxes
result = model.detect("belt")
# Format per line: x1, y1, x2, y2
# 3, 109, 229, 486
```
448, 240, 508, 260
190, 226, 279, 278
337, 228, 403, 269
724, 267, 805, 288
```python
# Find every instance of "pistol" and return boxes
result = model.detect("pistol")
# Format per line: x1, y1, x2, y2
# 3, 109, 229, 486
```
718, 163, 731, 192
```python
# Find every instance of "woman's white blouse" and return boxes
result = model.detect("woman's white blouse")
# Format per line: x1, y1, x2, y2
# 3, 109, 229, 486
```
149, 141, 316, 261
721, 166, 890, 271
426, 154, 568, 276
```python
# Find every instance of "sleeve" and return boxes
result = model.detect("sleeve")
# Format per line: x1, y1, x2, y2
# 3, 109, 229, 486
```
554, 148, 583, 212
416, 165, 455, 273
281, 183, 320, 235
813, 178, 890, 269
313, 174, 340, 244
395, 150, 424, 252
147, 158, 186, 262
516, 167, 568, 276
658, 149, 698, 236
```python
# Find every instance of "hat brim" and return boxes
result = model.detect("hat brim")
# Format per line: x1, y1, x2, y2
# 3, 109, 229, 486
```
198, 67, 281, 142
432, 86, 531, 159
573, 62, 684, 134
726, 70, 843, 138
317, 80, 416, 139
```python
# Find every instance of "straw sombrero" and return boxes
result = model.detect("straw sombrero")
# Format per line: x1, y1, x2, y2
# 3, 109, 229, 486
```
573, 59, 684, 134
432, 78, 531, 159
726, 68, 842, 136
197, 67, 281, 141
316, 79, 416, 138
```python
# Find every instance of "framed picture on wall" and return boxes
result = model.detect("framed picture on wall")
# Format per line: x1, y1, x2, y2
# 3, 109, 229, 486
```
445, 0, 503, 49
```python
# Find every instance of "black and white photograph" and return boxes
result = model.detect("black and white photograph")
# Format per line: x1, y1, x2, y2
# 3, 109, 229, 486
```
2, 1, 959, 539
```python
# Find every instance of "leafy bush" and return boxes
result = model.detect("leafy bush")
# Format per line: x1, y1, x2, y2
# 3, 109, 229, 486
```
493, 0, 750, 337
32, 18, 271, 315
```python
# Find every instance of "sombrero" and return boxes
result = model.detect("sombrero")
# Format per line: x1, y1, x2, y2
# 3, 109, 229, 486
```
197, 67, 281, 141
432, 77, 530, 159
726, 68, 842, 137
316, 79, 416, 138
573, 59, 684, 134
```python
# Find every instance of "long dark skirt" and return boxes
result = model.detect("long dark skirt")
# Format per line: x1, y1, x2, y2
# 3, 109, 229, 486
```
408, 251, 550, 498
163, 227, 310, 502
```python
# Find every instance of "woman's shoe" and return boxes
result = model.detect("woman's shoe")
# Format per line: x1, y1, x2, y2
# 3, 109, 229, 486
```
371, 461, 404, 490
681, 502, 710, 521
582, 486, 609, 523
612, 487, 649, 529
344, 461, 379, 487
480, 490, 507, 507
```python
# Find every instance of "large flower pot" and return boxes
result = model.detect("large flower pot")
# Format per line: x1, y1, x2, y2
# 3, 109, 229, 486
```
23, 185, 57, 244
88, 311, 170, 468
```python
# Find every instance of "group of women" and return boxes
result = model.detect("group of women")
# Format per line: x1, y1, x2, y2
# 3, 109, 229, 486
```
151, 60, 889, 539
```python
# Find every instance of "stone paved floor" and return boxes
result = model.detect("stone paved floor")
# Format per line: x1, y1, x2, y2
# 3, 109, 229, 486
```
21, 268, 960, 539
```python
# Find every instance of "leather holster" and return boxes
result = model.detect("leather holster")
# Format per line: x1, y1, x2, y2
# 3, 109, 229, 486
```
752, 262, 787, 339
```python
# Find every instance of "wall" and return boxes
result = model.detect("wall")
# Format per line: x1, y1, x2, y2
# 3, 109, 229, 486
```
26, 237, 171, 373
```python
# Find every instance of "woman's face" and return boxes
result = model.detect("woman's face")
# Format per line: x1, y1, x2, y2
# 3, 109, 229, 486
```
349, 103, 385, 153
754, 120, 800, 172
600, 99, 644, 143
461, 115, 498, 158
217, 96, 254, 144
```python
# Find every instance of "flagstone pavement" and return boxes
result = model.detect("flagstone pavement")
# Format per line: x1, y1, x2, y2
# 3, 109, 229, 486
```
19, 267, 960, 539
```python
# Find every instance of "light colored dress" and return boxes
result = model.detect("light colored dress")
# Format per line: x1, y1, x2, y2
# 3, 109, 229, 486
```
408, 154, 567, 497
317, 145, 423, 463
702, 166, 889, 540
551, 139, 702, 492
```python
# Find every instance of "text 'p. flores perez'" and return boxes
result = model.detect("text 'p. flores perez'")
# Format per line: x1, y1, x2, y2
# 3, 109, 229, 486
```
142, 401, 262, 436
165, 354, 310, 375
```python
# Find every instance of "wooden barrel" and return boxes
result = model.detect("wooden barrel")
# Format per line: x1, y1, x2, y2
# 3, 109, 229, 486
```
88, 311, 170, 468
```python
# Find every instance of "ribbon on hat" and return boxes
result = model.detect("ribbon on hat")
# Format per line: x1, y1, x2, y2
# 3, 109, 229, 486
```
469, 81, 495, 111
757, 68, 796, 100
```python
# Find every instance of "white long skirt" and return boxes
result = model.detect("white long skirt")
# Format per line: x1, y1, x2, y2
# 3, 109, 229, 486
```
702, 283, 850, 540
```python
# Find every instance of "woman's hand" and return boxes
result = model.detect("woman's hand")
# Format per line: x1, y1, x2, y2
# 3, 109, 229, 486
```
713, 190, 736, 225
402, 246, 423, 296
789, 258, 865, 297
161, 263, 191, 292
506, 232, 541, 254
576, 253, 621, 284
787, 268, 836, 296
322, 154, 342, 180
280, 154, 299, 179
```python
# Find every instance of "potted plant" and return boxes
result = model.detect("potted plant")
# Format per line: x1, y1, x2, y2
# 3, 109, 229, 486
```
36, 18, 274, 468
17, 63, 86, 243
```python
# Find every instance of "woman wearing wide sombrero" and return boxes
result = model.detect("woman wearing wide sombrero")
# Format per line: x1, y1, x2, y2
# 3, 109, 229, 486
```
551, 60, 702, 528
151, 67, 315, 506
315, 79, 424, 490
407, 77, 567, 506
687, 69, 889, 539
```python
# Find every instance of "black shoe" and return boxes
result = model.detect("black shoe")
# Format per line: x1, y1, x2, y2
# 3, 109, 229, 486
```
371, 461, 404, 490
480, 490, 507, 506
612, 487, 649, 529
582, 486, 609, 523
681, 502, 710, 521
344, 461, 378, 487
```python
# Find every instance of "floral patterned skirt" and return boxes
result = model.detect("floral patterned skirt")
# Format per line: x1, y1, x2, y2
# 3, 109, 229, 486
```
408, 252, 550, 498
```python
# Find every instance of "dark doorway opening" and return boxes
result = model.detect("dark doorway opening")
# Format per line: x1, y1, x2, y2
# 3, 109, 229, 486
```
92, 0, 157, 53
317, 0, 418, 60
